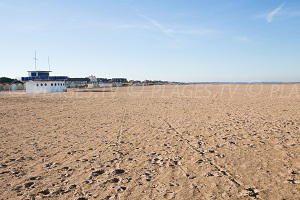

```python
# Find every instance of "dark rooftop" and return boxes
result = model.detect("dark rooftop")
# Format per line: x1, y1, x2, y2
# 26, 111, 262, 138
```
66, 78, 90, 82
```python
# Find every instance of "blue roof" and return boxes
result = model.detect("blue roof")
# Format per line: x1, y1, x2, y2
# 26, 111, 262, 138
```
27, 70, 52, 72
21, 76, 68, 81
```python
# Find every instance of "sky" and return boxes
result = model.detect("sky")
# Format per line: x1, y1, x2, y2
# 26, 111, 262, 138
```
0, 0, 300, 82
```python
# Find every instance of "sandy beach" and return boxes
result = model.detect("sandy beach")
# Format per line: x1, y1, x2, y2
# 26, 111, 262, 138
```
0, 84, 300, 199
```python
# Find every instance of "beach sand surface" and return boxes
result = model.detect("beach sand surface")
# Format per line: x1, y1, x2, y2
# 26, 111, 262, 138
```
0, 85, 300, 199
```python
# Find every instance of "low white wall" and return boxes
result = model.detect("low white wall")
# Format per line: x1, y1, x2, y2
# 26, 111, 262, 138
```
26, 81, 66, 94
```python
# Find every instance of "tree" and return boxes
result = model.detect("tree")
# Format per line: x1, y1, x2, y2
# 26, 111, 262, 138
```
0, 77, 23, 84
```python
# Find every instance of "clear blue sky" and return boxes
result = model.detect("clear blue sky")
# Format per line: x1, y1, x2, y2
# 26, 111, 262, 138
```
0, 0, 299, 82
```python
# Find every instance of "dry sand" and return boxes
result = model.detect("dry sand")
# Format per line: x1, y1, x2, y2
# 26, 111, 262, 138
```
0, 84, 300, 199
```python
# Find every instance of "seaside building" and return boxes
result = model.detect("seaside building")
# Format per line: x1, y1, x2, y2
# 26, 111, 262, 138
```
66, 78, 90, 88
21, 70, 68, 94
87, 75, 99, 88
111, 78, 128, 83
97, 78, 109, 83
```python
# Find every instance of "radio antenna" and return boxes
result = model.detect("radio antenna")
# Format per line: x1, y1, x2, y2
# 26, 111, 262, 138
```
33, 50, 38, 71
48, 56, 51, 71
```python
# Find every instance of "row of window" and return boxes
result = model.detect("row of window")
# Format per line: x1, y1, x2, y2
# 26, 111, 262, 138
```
36, 83, 65, 87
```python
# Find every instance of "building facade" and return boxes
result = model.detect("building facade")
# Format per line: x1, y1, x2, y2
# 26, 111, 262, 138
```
22, 71, 68, 94
65, 78, 90, 88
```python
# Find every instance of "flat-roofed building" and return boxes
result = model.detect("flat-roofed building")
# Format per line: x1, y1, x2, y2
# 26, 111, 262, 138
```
21, 71, 68, 94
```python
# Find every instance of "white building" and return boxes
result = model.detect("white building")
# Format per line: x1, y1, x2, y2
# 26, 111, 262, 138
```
21, 70, 68, 94
87, 75, 99, 88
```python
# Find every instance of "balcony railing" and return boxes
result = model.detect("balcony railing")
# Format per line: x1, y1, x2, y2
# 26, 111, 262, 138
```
21, 76, 68, 81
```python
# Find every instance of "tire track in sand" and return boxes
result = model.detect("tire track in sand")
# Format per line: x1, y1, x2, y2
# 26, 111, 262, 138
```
160, 116, 243, 189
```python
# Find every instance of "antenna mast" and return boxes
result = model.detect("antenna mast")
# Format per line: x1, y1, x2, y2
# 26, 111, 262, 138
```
48, 56, 51, 71
33, 50, 38, 71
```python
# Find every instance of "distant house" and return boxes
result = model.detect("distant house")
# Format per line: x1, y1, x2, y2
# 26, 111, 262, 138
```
86, 75, 99, 88
66, 78, 90, 88
97, 78, 109, 83
111, 78, 128, 83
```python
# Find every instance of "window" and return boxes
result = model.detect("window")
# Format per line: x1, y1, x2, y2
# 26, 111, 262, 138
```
55, 83, 57, 86
40, 83, 43, 86
63, 83, 65, 86
38, 72, 49, 77
36, 84, 39, 87
32, 72, 36, 77
51, 83, 53, 86
45, 83, 47, 86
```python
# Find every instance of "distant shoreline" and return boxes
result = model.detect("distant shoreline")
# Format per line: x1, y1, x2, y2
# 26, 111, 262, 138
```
179, 82, 300, 85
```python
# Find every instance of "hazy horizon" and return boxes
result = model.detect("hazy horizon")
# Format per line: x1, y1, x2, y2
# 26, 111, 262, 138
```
1, 0, 300, 82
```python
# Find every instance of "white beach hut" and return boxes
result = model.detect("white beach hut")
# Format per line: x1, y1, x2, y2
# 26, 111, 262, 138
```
10, 84, 17, 90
